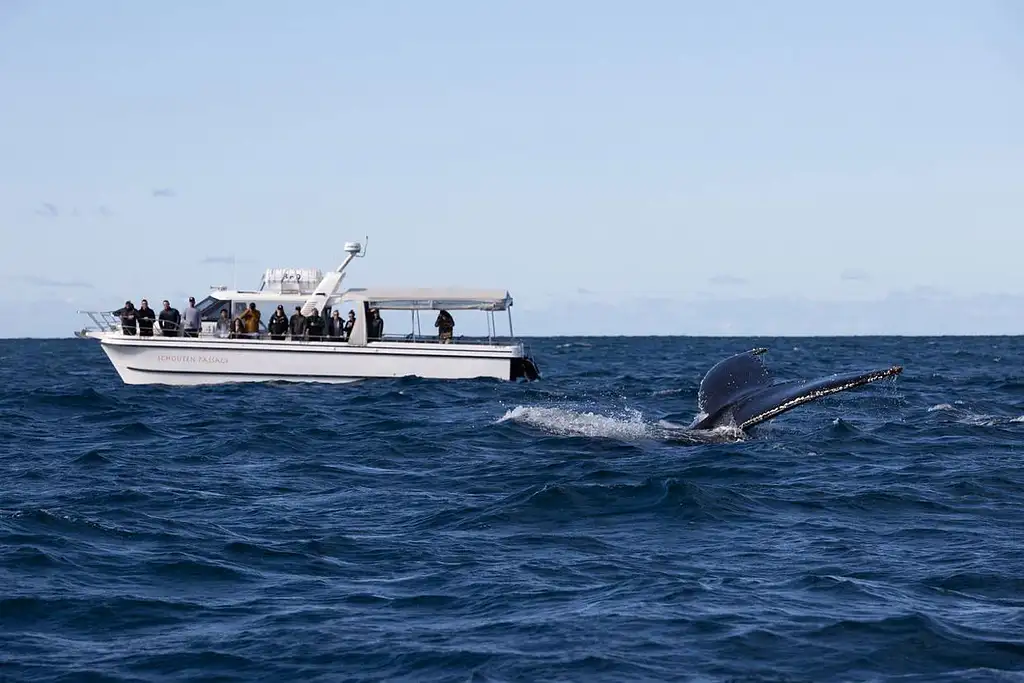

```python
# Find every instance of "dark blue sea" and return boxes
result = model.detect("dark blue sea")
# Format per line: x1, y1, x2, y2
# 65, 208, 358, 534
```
2, 336, 1023, 682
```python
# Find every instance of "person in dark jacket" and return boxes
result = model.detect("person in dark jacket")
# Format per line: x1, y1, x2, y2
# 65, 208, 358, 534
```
327, 310, 344, 340
343, 310, 355, 339
289, 306, 307, 340
158, 300, 181, 337
117, 301, 137, 335
368, 308, 383, 340
434, 309, 454, 343
136, 299, 156, 337
306, 307, 325, 342
268, 305, 288, 340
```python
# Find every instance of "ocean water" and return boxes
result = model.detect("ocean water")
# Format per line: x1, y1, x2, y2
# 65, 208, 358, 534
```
1, 336, 1023, 682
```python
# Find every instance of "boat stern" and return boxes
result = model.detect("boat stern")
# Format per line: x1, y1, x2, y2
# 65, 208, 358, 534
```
510, 347, 541, 381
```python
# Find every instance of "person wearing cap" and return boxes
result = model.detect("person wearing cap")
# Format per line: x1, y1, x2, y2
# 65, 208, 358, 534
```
182, 296, 201, 337
268, 304, 288, 340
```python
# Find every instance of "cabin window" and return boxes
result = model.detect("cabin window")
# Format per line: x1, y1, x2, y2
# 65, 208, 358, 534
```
196, 297, 231, 321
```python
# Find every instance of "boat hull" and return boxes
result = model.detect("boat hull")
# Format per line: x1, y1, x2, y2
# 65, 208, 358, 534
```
95, 335, 534, 386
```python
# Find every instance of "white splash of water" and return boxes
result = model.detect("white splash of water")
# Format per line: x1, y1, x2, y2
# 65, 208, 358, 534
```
928, 403, 1023, 427
497, 406, 746, 443
497, 405, 651, 439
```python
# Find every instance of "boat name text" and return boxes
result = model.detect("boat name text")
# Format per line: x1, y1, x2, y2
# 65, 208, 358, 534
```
157, 354, 228, 364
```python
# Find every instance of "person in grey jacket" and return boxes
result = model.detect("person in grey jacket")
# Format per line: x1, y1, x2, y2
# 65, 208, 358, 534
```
182, 296, 201, 337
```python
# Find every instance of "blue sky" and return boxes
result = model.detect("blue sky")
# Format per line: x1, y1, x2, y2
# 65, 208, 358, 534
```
2, 0, 1023, 337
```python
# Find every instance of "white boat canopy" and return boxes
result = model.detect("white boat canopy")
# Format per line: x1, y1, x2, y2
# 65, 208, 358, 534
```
338, 287, 513, 311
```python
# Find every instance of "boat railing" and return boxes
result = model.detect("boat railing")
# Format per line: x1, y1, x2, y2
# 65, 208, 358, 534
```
76, 319, 523, 348
78, 310, 122, 332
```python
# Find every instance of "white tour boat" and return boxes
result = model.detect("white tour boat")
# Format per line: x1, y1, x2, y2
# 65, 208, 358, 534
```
76, 241, 541, 386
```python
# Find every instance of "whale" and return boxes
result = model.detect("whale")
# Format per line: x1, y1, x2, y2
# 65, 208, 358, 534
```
687, 347, 903, 431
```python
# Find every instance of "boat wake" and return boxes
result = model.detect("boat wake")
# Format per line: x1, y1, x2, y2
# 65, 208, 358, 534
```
497, 405, 746, 444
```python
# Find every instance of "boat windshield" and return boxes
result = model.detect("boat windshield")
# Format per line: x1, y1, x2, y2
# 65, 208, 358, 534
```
195, 296, 231, 321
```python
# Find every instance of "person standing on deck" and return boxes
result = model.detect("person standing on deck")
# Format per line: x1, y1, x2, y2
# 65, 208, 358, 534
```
328, 310, 345, 340
216, 309, 231, 338
182, 297, 201, 337
289, 306, 307, 340
136, 299, 156, 337
343, 310, 356, 339
117, 301, 137, 335
306, 307, 325, 342
367, 308, 383, 339
434, 309, 454, 343
239, 303, 261, 338
268, 305, 288, 340
158, 300, 181, 336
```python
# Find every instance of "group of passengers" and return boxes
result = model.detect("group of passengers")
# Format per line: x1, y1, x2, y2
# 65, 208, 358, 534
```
223, 304, 368, 342
115, 298, 455, 342
114, 297, 202, 337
